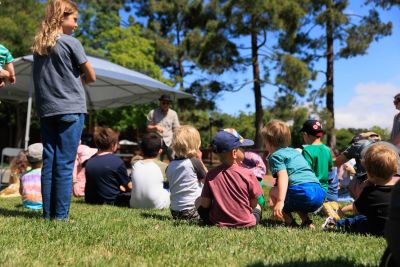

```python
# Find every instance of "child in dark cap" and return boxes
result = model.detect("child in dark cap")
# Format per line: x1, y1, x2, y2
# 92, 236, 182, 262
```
197, 128, 263, 228
300, 119, 333, 193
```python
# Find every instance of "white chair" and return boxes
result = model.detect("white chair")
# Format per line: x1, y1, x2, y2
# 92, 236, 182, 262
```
0, 147, 23, 184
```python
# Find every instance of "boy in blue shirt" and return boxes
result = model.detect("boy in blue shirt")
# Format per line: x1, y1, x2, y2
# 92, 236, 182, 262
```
262, 120, 326, 229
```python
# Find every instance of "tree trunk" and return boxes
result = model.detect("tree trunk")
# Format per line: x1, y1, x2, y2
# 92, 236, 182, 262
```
251, 20, 263, 149
326, 5, 336, 149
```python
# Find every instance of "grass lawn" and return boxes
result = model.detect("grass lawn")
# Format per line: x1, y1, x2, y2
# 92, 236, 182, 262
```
0, 197, 385, 267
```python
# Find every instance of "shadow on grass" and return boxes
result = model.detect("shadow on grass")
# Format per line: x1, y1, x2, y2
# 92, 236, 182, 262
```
139, 211, 206, 227
140, 211, 171, 221
0, 207, 42, 219
259, 218, 285, 228
247, 257, 363, 267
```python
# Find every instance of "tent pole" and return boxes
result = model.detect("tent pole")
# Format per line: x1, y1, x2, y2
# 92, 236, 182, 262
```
24, 78, 33, 150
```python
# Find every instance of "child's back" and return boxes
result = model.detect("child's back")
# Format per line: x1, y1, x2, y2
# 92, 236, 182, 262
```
300, 120, 333, 191
19, 143, 44, 210
270, 147, 319, 186
353, 181, 393, 235
130, 159, 170, 209
20, 168, 42, 210
167, 158, 205, 211
203, 164, 262, 227
302, 144, 333, 191
166, 125, 207, 220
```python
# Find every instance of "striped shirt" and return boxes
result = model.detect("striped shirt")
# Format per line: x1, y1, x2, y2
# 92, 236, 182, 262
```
0, 44, 13, 68
20, 169, 42, 210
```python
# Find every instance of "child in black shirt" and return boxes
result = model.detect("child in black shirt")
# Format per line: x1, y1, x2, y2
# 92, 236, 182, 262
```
323, 143, 398, 236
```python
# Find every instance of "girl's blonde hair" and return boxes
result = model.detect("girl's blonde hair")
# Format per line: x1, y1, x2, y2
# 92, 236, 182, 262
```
261, 120, 291, 148
32, 0, 78, 55
171, 125, 201, 158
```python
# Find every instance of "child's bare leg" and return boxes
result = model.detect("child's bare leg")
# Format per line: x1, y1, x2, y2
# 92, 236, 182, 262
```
298, 212, 315, 229
340, 204, 353, 215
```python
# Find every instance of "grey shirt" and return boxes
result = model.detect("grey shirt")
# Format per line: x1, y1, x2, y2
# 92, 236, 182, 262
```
391, 113, 400, 143
33, 34, 88, 118
147, 108, 180, 147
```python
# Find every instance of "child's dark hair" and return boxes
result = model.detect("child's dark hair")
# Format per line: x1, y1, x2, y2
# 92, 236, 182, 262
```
94, 127, 119, 150
141, 133, 162, 158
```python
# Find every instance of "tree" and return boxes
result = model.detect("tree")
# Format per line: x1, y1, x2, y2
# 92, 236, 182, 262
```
300, 0, 392, 148
0, 0, 44, 147
132, 0, 240, 110
75, 1, 169, 135
222, 0, 312, 148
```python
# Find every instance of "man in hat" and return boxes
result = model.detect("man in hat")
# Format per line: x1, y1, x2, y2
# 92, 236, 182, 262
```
391, 93, 400, 147
147, 94, 180, 161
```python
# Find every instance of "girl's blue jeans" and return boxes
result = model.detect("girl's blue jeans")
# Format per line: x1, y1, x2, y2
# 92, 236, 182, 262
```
40, 113, 84, 220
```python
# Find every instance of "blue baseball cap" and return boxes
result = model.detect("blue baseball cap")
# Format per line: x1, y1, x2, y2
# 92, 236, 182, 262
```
212, 128, 254, 153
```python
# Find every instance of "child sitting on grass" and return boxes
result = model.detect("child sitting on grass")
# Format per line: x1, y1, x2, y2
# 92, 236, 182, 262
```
130, 133, 170, 209
262, 120, 325, 229
242, 151, 266, 206
19, 143, 43, 210
197, 129, 263, 228
322, 143, 398, 236
85, 127, 132, 207
0, 151, 29, 198
166, 125, 207, 221
300, 119, 333, 193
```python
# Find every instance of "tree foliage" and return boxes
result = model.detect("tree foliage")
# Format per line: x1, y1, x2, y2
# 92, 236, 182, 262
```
294, 0, 392, 147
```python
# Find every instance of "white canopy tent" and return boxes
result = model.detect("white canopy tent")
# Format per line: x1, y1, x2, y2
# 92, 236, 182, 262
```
0, 55, 191, 149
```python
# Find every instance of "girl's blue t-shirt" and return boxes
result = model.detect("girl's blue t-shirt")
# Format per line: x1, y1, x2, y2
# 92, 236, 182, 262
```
269, 147, 319, 186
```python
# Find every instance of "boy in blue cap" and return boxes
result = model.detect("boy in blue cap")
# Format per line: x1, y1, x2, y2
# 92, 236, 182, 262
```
197, 128, 263, 228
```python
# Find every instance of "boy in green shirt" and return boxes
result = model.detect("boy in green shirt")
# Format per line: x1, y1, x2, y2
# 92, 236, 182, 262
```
300, 119, 333, 193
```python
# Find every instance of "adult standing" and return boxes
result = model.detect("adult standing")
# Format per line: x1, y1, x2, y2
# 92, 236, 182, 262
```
390, 93, 400, 147
147, 94, 180, 161
32, 0, 96, 220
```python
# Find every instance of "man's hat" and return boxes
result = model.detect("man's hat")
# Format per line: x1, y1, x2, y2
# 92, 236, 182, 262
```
212, 128, 254, 153
159, 94, 172, 102
350, 132, 381, 144
300, 119, 324, 137
27, 143, 43, 163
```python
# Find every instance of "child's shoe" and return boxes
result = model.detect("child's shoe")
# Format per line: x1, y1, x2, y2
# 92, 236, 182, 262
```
322, 202, 341, 220
322, 217, 337, 231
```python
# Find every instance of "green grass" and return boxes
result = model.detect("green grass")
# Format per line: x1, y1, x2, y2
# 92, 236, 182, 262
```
0, 198, 385, 267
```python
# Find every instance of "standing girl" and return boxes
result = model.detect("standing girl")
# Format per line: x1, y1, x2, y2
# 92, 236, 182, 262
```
32, 0, 96, 220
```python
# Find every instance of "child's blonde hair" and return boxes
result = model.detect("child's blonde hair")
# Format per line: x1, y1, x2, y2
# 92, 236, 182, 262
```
364, 143, 398, 181
171, 125, 201, 158
32, 0, 78, 55
261, 120, 291, 148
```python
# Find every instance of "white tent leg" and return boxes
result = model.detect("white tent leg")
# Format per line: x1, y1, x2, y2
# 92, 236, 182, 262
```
24, 80, 33, 150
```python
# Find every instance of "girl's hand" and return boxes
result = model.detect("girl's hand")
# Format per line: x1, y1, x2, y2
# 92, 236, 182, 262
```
273, 200, 284, 220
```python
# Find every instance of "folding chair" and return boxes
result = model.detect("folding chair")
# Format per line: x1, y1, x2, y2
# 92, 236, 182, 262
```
0, 147, 23, 184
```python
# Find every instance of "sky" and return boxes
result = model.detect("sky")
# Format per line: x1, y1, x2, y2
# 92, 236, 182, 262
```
213, 3, 400, 130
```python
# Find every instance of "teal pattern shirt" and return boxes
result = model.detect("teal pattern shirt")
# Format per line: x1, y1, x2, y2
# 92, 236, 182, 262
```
0, 44, 13, 68
269, 147, 319, 186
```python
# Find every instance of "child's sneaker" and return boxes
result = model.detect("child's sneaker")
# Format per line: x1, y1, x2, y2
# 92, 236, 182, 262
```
322, 202, 341, 220
321, 216, 337, 231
